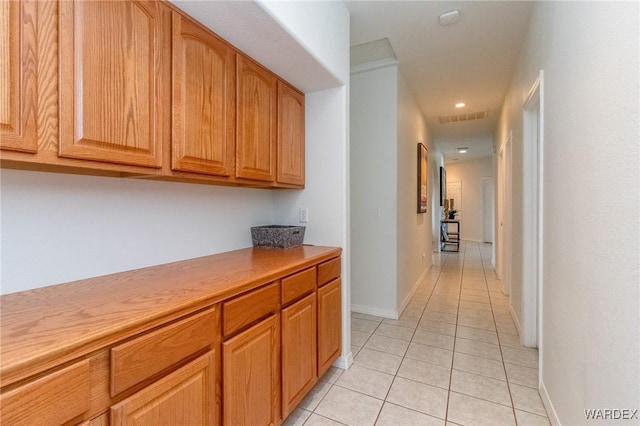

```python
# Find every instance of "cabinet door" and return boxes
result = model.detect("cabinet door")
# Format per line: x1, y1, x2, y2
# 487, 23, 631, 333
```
277, 81, 304, 186
110, 351, 217, 426
281, 293, 317, 419
0, 0, 38, 153
58, 0, 169, 168
317, 278, 342, 377
172, 11, 235, 176
223, 315, 279, 426
236, 55, 276, 182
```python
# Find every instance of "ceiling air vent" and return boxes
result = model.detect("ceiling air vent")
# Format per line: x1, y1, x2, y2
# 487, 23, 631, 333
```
438, 110, 488, 124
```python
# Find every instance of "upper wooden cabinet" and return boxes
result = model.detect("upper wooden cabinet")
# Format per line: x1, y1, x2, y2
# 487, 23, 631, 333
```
171, 11, 236, 176
236, 55, 277, 182
58, 0, 170, 168
0, 0, 38, 153
277, 82, 305, 186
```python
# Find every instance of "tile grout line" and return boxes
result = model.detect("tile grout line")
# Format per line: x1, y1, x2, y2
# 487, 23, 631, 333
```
444, 240, 467, 425
479, 243, 519, 426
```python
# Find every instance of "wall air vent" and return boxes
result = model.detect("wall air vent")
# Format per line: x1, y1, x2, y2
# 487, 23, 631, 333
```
438, 110, 488, 124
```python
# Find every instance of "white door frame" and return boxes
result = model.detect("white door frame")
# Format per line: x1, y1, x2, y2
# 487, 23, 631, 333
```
496, 132, 512, 295
522, 70, 544, 352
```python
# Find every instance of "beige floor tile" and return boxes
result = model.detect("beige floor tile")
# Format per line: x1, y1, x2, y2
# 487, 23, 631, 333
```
453, 352, 506, 381
298, 380, 333, 411
504, 362, 538, 388
399, 306, 424, 319
515, 409, 551, 426
364, 334, 410, 356
407, 300, 427, 310
303, 414, 344, 426
498, 332, 522, 348
447, 392, 516, 426
412, 329, 455, 350
405, 342, 454, 368
459, 300, 493, 312
352, 312, 385, 322
501, 346, 539, 368
459, 294, 490, 304
496, 321, 519, 335
335, 365, 394, 399
423, 311, 458, 325
396, 357, 451, 390
418, 319, 457, 336
510, 383, 548, 416
382, 316, 419, 329
376, 402, 445, 426
386, 377, 448, 419
427, 304, 459, 315
374, 323, 415, 341
315, 385, 383, 426
354, 348, 403, 375
456, 326, 499, 344
457, 316, 496, 331
450, 369, 511, 406
319, 366, 344, 384
351, 330, 370, 348
352, 317, 381, 333
455, 338, 502, 361
351, 345, 361, 358
283, 408, 311, 426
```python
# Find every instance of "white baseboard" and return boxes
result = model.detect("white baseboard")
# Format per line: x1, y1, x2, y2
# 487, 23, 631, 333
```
539, 381, 560, 426
509, 305, 522, 339
333, 352, 353, 370
351, 304, 398, 320
398, 266, 430, 315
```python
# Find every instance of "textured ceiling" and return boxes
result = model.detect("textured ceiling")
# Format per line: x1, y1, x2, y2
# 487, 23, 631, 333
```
346, 1, 533, 162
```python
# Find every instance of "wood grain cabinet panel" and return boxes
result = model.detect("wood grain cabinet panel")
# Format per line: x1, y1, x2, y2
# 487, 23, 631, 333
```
317, 278, 342, 377
223, 314, 280, 426
110, 308, 218, 396
111, 351, 217, 426
281, 293, 317, 419
58, 0, 169, 168
277, 81, 305, 186
0, 0, 38, 153
0, 359, 91, 426
171, 11, 235, 176
236, 54, 277, 182
222, 281, 279, 337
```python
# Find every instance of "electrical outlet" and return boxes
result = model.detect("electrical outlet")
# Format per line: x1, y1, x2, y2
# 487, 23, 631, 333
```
299, 207, 309, 223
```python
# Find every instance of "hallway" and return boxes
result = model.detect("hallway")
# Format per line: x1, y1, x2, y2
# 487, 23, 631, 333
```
285, 242, 549, 425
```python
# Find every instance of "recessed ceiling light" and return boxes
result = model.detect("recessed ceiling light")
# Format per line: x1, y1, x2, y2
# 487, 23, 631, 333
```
457, 147, 468, 154
455, 102, 466, 108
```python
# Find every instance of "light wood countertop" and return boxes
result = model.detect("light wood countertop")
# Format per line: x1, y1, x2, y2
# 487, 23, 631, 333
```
0, 245, 342, 388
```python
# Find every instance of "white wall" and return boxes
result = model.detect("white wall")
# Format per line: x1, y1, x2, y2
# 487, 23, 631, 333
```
497, 2, 640, 423
350, 64, 433, 318
0, 171, 273, 294
396, 72, 432, 312
445, 157, 493, 242
350, 65, 398, 317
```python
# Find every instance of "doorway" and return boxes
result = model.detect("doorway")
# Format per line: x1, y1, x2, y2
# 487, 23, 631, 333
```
482, 177, 494, 243
522, 70, 544, 350
496, 132, 512, 296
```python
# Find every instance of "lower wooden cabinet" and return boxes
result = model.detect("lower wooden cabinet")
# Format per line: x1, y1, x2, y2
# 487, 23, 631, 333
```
281, 292, 317, 418
0, 249, 342, 426
111, 351, 217, 426
222, 314, 280, 426
317, 278, 342, 377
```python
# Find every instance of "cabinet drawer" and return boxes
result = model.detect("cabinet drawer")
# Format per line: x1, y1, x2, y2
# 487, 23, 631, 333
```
111, 308, 218, 396
281, 267, 316, 306
0, 359, 91, 426
223, 282, 279, 337
318, 257, 341, 287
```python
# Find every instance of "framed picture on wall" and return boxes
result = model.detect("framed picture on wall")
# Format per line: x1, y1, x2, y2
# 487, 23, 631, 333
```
417, 143, 428, 213
440, 166, 447, 206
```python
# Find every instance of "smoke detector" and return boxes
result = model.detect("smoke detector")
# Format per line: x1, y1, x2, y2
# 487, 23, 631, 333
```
439, 10, 460, 26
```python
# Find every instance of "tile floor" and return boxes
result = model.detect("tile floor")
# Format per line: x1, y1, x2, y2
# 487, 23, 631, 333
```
284, 242, 550, 426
